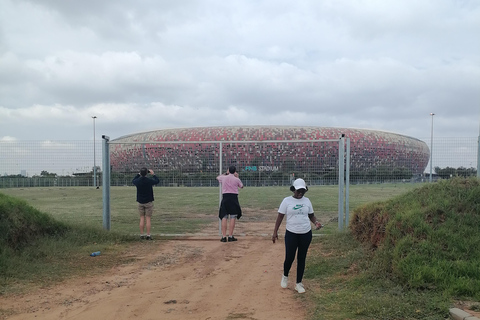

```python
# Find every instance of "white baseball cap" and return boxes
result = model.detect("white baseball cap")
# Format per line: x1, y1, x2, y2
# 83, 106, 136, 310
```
292, 178, 307, 190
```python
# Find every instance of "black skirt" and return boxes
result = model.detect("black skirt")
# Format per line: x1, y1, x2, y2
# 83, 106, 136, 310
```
218, 193, 242, 220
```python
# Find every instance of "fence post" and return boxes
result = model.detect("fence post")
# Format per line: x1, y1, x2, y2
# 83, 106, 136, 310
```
338, 134, 345, 230
102, 135, 111, 231
477, 135, 480, 178
345, 137, 350, 228
218, 142, 223, 235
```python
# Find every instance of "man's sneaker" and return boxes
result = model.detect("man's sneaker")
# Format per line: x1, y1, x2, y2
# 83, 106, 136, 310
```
140, 235, 145, 240
281, 275, 288, 288
295, 283, 306, 293
146, 235, 152, 240
228, 236, 237, 242
220, 237, 227, 242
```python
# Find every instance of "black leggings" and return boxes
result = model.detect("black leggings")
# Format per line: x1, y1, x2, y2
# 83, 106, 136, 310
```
284, 229, 312, 284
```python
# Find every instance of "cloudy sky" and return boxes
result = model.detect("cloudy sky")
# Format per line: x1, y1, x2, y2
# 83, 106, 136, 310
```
0, 0, 479, 142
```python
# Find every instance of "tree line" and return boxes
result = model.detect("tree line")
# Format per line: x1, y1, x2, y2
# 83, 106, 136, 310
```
1, 166, 477, 187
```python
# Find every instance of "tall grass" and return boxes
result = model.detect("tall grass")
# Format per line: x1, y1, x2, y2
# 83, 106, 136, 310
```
0, 192, 135, 296
304, 232, 452, 320
302, 178, 480, 319
351, 178, 480, 298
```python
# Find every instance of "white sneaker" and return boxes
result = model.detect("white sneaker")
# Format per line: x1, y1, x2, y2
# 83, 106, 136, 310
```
295, 283, 305, 293
281, 275, 288, 288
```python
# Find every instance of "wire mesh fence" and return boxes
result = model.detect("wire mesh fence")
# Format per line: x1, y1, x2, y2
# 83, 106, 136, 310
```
0, 140, 98, 188
108, 140, 344, 187
1, 136, 478, 234
0, 137, 478, 188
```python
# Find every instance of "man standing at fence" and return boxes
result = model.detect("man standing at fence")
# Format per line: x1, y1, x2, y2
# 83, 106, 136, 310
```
132, 167, 160, 240
217, 165, 244, 242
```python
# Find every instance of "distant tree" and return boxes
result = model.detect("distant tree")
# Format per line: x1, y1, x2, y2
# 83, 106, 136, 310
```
435, 166, 476, 179
40, 170, 57, 177
456, 167, 476, 177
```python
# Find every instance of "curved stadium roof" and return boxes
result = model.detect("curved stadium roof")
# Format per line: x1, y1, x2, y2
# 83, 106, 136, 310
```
111, 126, 430, 176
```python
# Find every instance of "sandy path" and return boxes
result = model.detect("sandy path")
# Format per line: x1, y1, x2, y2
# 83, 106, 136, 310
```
1, 225, 307, 320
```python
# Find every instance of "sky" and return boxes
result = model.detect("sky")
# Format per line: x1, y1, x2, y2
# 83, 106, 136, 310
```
0, 0, 479, 143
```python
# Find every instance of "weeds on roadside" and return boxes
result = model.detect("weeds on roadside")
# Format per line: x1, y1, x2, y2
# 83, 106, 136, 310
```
303, 232, 452, 319
304, 178, 480, 319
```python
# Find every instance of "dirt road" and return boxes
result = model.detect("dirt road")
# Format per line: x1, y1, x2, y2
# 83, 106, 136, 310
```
1, 222, 308, 320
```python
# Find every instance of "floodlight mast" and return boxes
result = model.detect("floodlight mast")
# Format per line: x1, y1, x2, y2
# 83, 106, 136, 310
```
92, 116, 98, 189
478, 109, 480, 178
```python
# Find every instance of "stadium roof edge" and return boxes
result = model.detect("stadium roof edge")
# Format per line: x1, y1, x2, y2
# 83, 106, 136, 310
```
111, 125, 422, 142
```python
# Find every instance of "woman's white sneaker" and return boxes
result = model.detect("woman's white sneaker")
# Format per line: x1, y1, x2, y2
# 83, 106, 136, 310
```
281, 275, 288, 288
295, 283, 305, 293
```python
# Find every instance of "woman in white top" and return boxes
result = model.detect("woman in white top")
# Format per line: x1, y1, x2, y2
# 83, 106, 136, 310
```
272, 178, 323, 293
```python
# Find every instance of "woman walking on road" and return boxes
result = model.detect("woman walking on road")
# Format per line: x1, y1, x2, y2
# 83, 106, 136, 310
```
272, 178, 323, 293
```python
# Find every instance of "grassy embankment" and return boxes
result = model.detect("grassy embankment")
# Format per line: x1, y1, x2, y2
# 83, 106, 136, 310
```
303, 178, 480, 319
0, 192, 137, 297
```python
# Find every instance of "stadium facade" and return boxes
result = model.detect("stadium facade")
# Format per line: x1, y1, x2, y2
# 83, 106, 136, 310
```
109, 126, 430, 184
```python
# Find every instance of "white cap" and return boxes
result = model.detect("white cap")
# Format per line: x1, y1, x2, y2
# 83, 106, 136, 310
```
292, 178, 307, 190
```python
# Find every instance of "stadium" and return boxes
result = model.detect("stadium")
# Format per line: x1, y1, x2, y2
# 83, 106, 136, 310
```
109, 126, 430, 185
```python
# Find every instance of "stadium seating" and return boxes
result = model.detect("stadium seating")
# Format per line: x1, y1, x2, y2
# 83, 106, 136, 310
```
109, 126, 430, 177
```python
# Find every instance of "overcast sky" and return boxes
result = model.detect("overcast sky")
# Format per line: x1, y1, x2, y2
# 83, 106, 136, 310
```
0, 0, 479, 142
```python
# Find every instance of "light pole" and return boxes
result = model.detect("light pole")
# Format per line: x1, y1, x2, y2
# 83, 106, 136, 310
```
429, 113, 435, 183
92, 116, 98, 188
477, 109, 480, 178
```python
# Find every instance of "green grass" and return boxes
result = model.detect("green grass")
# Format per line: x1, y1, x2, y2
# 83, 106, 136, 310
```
299, 178, 480, 320
0, 192, 140, 297
303, 232, 452, 320
0, 183, 418, 234
4, 181, 476, 319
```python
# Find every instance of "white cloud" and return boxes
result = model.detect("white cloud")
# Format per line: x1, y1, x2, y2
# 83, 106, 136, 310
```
0, 136, 17, 141
0, 0, 478, 143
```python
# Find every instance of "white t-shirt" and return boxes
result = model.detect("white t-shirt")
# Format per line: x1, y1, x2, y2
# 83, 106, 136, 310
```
278, 196, 314, 234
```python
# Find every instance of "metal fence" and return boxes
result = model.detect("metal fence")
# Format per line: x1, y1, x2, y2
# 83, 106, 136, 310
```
1, 137, 478, 187
1, 136, 478, 232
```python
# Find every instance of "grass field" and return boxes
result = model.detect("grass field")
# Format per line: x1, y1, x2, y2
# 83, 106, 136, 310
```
0, 183, 420, 235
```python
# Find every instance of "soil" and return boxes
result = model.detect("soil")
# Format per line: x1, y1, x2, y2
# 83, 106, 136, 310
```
0, 222, 308, 320
453, 301, 480, 318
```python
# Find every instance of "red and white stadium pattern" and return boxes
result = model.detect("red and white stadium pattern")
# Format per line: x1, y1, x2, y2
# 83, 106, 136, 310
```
110, 126, 430, 176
